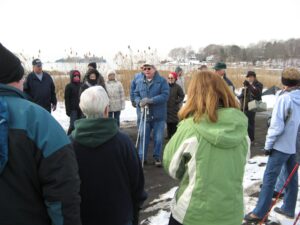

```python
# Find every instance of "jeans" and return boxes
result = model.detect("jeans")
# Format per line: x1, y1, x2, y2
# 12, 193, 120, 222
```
138, 120, 165, 161
252, 150, 298, 218
275, 165, 288, 193
245, 111, 256, 142
67, 110, 81, 135
109, 111, 121, 127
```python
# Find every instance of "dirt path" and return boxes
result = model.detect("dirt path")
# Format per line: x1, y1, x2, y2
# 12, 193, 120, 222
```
120, 111, 270, 223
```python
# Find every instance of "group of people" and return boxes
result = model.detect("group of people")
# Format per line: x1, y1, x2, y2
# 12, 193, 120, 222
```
1, 41, 300, 225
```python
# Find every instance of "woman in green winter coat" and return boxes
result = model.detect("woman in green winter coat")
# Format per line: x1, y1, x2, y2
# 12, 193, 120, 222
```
163, 70, 249, 225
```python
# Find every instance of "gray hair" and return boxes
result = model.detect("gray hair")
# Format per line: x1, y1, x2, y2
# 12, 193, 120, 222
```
79, 86, 109, 118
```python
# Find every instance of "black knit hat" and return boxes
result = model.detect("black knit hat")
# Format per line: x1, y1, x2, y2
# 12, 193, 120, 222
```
88, 62, 97, 69
246, 71, 256, 78
0, 43, 24, 84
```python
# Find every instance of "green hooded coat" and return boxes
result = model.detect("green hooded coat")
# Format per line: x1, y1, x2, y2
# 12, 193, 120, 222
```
163, 108, 249, 225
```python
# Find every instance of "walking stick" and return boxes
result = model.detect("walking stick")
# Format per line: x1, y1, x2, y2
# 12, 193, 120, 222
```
135, 107, 145, 148
260, 163, 299, 225
243, 87, 247, 113
141, 105, 148, 168
293, 211, 300, 225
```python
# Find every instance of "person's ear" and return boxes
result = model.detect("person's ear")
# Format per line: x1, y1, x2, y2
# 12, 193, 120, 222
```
104, 105, 109, 118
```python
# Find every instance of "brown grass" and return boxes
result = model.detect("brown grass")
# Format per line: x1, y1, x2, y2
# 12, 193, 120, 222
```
53, 68, 282, 101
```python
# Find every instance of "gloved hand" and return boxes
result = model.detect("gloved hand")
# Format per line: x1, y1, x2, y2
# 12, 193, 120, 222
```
243, 80, 250, 87
139, 98, 153, 107
131, 101, 137, 108
264, 149, 272, 156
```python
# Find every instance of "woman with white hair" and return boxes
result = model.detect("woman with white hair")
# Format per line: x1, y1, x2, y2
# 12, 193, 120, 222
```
71, 86, 147, 225
105, 70, 125, 127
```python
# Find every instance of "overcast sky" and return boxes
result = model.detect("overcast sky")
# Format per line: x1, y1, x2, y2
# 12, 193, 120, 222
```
1, 0, 300, 62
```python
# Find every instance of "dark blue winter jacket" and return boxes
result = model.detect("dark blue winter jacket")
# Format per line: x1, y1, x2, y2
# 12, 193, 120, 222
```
223, 73, 235, 92
24, 71, 57, 112
133, 72, 169, 122
0, 83, 81, 225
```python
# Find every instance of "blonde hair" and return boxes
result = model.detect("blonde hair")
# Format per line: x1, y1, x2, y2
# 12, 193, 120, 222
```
178, 71, 239, 123
79, 86, 109, 118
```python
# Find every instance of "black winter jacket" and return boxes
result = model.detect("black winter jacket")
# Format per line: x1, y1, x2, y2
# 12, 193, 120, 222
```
71, 118, 147, 225
239, 80, 263, 111
24, 71, 57, 112
167, 83, 184, 123
65, 82, 81, 116
0, 84, 81, 225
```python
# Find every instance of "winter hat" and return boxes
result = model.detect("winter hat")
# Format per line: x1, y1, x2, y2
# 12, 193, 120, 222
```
169, 72, 178, 80
175, 66, 183, 74
281, 68, 300, 87
106, 70, 116, 77
213, 62, 227, 71
88, 62, 97, 70
0, 43, 24, 84
32, 58, 42, 67
70, 70, 81, 83
246, 71, 256, 78
70, 70, 81, 77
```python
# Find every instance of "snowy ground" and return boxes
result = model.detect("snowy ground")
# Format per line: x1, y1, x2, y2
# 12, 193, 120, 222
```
52, 100, 137, 131
142, 156, 300, 225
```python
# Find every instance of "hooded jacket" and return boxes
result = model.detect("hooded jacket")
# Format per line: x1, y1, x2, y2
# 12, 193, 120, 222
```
163, 108, 249, 225
64, 71, 81, 116
265, 88, 300, 154
0, 84, 81, 225
71, 118, 147, 225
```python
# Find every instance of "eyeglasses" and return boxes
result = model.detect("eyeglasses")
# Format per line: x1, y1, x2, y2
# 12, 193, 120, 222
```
168, 77, 175, 80
143, 67, 152, 71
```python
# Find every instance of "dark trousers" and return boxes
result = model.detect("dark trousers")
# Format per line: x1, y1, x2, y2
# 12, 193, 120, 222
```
168, 215, 182, 225
167, 122, 178, 139
245, 111, 256, 142
109, 111, 121, 127
67, 110, 82, 135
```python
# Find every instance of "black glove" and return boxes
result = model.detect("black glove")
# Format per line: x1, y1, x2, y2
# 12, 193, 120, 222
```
264, 149, 272, 156
139, 98, 153, 107
243, 80, 250, 87
131, 101, 137, 108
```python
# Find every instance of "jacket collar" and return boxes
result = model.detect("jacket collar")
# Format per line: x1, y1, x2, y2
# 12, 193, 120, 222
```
0, 83, 27, 99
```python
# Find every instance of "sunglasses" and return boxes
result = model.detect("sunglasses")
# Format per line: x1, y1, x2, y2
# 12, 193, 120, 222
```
143, 67, 152, 71
168, 77, 175, 80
